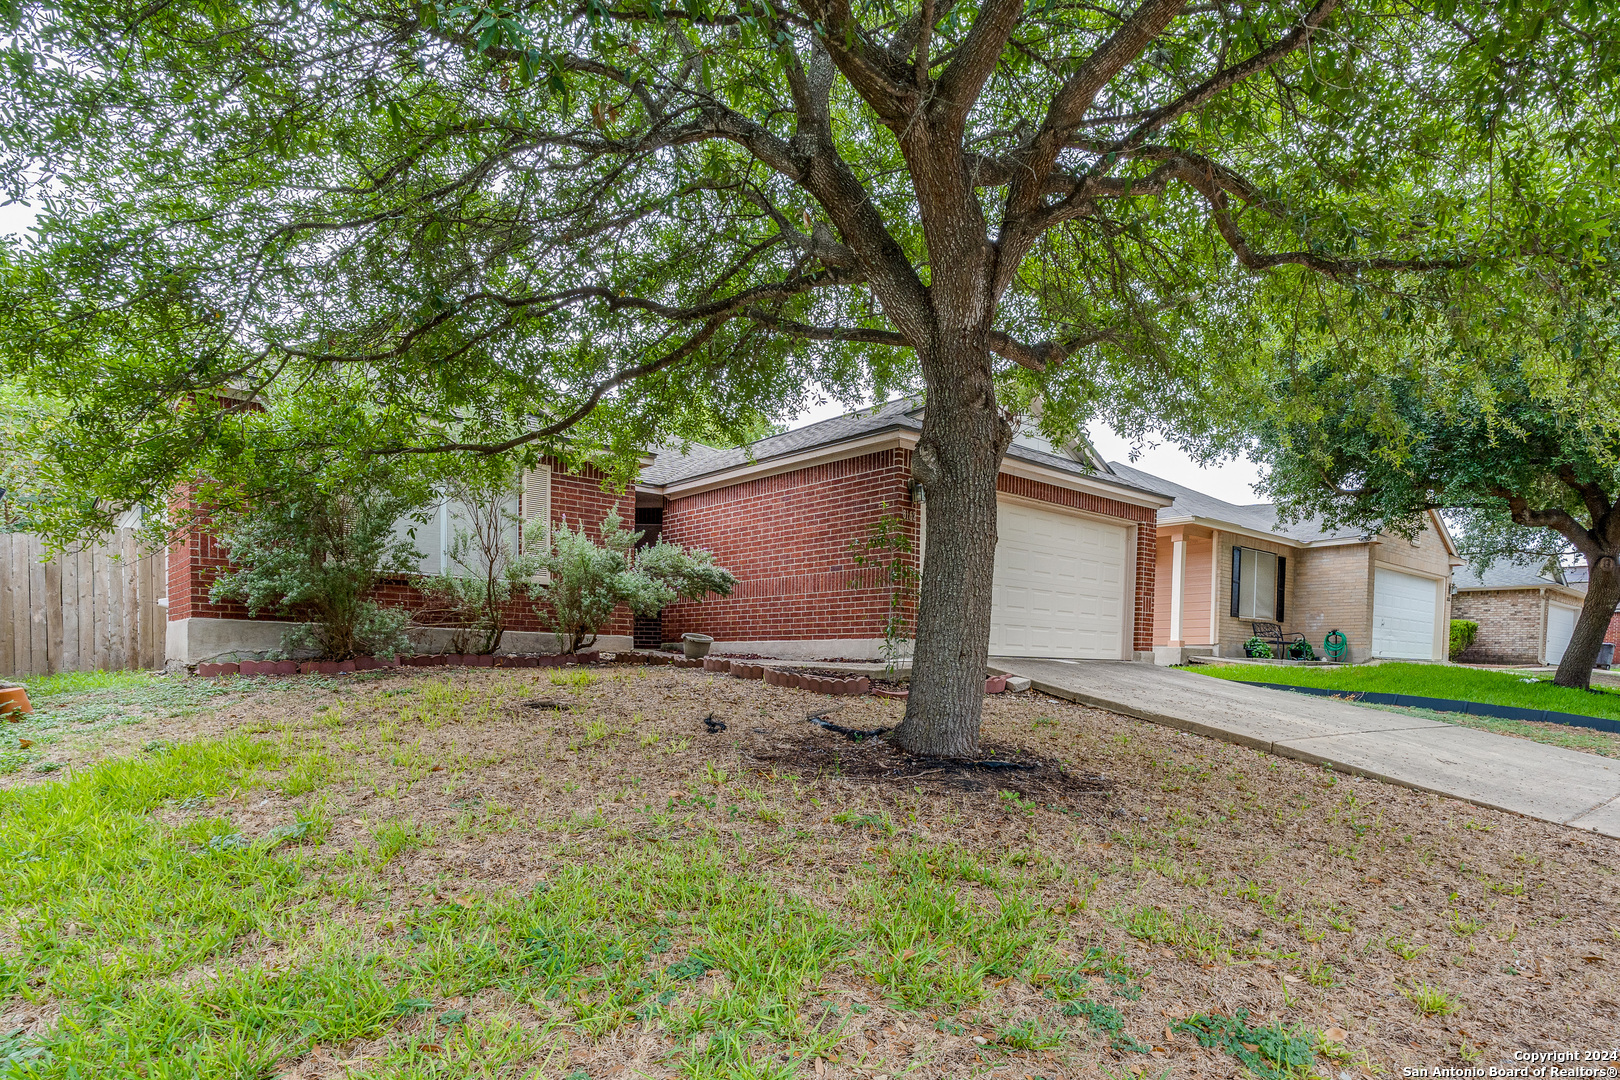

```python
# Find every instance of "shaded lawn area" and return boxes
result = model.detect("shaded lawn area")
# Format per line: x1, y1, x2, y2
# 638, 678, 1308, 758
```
2, 667, 1617, 1079
1190, 660, 1620, 720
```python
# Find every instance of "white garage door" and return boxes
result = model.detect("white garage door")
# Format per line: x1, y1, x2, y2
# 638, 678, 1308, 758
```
1546, 604, 1578, 666
990, 500, 1127, 658
1371, 568, 1438, 660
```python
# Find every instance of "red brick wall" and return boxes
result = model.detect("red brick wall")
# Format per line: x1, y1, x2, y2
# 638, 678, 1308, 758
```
659, 450, 918, 644
168, 463, 634, 639
659, 454, 1159, 652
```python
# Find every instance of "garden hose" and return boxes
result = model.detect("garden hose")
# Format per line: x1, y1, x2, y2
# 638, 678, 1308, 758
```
1323, 629, 1348, 663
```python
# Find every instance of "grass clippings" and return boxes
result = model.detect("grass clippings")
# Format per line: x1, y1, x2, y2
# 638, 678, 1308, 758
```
1, 666, 1616, 1079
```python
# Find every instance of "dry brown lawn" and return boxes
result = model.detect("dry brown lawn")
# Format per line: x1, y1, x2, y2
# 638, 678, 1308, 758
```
4, 664, 1618, 1079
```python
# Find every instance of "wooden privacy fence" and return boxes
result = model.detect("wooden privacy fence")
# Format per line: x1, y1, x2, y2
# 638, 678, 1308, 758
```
0, 530, 168, 676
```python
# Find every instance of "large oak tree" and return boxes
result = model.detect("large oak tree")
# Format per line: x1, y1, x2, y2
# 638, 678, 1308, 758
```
0, 0, 1609, 753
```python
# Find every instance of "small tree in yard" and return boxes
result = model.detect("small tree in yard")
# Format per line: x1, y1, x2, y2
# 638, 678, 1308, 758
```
542, 512, 735, 654
210, 475, 424, 660
1255, 361, 1620, 690
418, 472, 546, 654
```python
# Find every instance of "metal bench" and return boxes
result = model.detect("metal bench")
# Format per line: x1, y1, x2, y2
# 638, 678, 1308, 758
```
1250, 621, 1306, 658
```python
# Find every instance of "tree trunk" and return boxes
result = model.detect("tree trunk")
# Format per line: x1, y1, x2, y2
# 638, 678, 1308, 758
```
889, 347, 1011, 759
1552, 555, 1620, 689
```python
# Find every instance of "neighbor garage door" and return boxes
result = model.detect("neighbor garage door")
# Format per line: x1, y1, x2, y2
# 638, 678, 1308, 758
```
1545, 603, 1578, 666
989, 499, 1127, 658
1371, 568, 1438, 660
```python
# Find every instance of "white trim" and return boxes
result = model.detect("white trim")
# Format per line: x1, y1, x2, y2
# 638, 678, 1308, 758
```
660, 432, 912, 498
1157, 515, 1306, 549
995, 457, 1173, 509
995, 490, 1141, 528
1169, 537, 1186, 645
657, 428, 1172, 508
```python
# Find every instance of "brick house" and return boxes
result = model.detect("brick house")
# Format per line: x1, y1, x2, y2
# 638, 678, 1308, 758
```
1106, 463, 1462, 665
165, 459, 637, 665
1451, 559, 1587, 666
166, 399, 1171, 665
642, 398, 1172, 661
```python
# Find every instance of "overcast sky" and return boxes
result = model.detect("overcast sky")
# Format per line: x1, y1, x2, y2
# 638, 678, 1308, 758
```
0, 203, 1266, 505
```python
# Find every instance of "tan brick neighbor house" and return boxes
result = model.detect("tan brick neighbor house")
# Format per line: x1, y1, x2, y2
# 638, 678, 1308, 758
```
1107, 463, 1463, 666
1451, 560, 1587, 666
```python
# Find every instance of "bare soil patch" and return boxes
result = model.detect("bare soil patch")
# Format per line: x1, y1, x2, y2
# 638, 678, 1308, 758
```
7, 666, 1619, 1078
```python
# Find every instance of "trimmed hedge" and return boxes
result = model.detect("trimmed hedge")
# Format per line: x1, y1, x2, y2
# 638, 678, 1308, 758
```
1448, 619, 1479, 659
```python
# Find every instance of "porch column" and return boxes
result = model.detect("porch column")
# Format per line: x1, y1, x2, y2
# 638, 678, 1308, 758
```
1169, 536, 1186, 647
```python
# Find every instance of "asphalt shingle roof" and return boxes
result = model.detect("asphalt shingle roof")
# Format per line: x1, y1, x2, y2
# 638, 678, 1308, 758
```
1103, 461, 1364, 544
1454, 558, 1584, 592
641, 397, 1166, 501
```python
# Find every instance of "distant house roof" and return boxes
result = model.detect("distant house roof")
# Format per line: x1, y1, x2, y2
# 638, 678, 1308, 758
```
1103, 461, 1366, 545
1454, 557, 1587, 594
641, 397, 1169, 505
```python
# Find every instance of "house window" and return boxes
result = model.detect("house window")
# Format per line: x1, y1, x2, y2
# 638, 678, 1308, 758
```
1231, 546, 1286, 621
520, 465, 551, 552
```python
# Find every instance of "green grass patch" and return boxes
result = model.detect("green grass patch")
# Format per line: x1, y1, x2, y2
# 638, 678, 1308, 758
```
1190, 661, 1620, 721
1173, 1010, 1317, 1079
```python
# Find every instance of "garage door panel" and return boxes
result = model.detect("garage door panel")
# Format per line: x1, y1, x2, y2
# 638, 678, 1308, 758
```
989, 500, 1127, 659
1371, 568, 1438, 660
1546, 605, 1577, 666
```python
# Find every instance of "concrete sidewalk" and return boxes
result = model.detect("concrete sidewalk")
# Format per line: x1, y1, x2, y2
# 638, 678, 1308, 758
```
989, 658, 1620, 840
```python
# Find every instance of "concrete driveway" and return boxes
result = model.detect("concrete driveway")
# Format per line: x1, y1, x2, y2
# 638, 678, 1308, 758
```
989, 658, 1620, 839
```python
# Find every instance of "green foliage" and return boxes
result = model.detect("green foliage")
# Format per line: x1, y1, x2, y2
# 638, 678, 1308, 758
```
1449, 619, 1480, 659
848, 505, 919, 674
417, 470, 546, 654
1172, 1011, 1317, 1080
1287, 639, 1316, 661
1243, 637, 1273, 660
540, 511, 733, 653
634, 539, 738, 608
208, 466, 426, 660
0, 0, 1611, 551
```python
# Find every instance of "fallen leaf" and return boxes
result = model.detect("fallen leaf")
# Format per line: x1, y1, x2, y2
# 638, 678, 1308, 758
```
971, 1035, 988, 1046
420, 1044, 442, 1054
813, 1059, 825, 1079
1241, 1042, 1259, 1052
1324, 1026, 1348, 1042
17, 738, 32, 749
1583, 954, 1606, 964
430, 764, 444, 772
1364, 876, 1384, 885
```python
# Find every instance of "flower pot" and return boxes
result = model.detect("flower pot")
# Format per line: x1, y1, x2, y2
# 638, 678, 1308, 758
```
0, 685, 32, 718
682, 633, 713, 659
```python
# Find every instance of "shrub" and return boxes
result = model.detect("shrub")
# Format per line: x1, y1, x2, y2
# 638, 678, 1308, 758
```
209, 473, 424, 660
416, 472, 546, 654
1243, 636, 1272, 659
541, 511, 735, 654
1449, 619, 1479, 659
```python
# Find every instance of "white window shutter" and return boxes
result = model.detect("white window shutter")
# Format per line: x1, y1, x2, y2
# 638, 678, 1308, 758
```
521, 466, 551, 551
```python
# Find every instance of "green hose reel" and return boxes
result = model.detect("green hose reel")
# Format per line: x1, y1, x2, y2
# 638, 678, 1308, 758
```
1323, 629, 1348, 663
